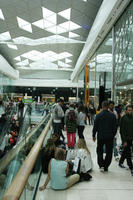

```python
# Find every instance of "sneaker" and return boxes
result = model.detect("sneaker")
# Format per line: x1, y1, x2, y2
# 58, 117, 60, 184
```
99, 167, 104, 172
119, 163, 125, 168
131, 169, 133, 176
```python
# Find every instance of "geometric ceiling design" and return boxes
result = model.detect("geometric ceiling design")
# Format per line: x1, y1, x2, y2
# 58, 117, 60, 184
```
0, 0, 103, 79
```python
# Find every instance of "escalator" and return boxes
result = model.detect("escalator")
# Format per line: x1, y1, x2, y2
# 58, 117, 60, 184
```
0, 113, 52, 200
0, 106, 16, 157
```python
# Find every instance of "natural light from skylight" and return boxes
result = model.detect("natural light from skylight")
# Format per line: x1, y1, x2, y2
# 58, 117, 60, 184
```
0, 9, 4, 20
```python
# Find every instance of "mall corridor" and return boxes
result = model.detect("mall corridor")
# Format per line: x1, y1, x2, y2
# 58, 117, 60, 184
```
36, 125, 133, 200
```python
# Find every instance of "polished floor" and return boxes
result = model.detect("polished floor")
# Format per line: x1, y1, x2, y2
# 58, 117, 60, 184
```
36, 125, 133, 200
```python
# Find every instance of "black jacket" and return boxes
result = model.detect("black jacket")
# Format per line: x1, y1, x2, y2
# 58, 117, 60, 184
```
120, 114, 133, 142
92, 110, 117, 140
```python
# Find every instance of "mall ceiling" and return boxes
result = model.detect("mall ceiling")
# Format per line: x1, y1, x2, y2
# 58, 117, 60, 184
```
0, 0, 103, 80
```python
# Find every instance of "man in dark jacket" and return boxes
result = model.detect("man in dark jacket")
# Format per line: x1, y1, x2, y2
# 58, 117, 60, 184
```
119, 105, 133, 176
92, 101, 117, 172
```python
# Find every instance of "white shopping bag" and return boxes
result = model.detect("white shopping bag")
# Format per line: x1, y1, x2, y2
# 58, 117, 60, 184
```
66, 149, 76, 160
73, 157, 80, 172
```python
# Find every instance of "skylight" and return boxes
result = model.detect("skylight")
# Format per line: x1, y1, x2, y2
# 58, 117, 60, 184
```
44, 20, 55, 28
0, 32, 11, 41
65, 58, 72, 63
21, 50, 42, 60
59, 21, 81, 32
58, 61, 71, 68
17, 17, 29, 27
16, 59, 29, 66
46, 14, 57, 25
14, 56, 21, 61
59, 21, 70, 31
58, 8, 71, 20
7, 44, 18, 50
42, 7, 55, 18
46, 26, 57, 34
0, 9, 4, 20
16, 50, 73, 69
69, 21, 81, 30
17, 17, 32, 33
32, 19, 44, 29
69, 32, 79, 38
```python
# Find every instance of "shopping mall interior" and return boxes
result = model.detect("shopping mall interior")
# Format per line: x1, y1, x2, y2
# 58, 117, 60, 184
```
0, 0, 133, 199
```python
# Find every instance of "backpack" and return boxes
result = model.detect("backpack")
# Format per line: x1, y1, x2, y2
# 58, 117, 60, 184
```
66, 110, 77, 133
68, 110, 76, 121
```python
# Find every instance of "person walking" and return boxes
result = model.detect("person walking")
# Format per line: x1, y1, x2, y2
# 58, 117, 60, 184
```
65, 103, 77, 148
52, 99, 65, 141
108, 101, 119, 161
92, 101, 117, 172
77, 105, 86, 139
119, 105, 133, 176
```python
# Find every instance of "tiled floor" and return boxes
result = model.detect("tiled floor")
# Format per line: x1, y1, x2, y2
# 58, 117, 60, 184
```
36, 125, 133, 200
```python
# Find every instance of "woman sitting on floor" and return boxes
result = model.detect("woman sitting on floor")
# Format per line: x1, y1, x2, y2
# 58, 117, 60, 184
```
41, 138, 56, 173
39, 148, 80, 191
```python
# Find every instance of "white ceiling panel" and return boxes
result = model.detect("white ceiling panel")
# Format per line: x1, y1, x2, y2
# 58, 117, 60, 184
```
0, 0, 103, 80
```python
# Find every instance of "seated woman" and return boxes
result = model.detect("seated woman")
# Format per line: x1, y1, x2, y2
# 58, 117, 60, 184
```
41, 139, 56, 173
39, 148, 80, 191
76, 139, 93, 173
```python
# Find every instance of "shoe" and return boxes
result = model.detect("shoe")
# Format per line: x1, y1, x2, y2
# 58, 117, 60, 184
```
99, 167, 104, 172
104, 167, 108, 172
119, 163, 125, 168
131, 169, 133, 176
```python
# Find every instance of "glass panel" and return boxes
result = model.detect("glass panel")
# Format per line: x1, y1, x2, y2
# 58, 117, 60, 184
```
114, 2, 133, 104
0, 114, 51, 199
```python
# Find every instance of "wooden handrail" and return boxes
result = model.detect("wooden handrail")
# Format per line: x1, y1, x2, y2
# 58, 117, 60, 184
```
0, 114, 50, 174
2, 117, 52, 200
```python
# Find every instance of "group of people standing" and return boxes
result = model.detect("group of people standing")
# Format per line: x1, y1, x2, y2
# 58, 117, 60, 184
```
39, 99, 133, 192
52, 98, 91, 149
93, 100, 133, 176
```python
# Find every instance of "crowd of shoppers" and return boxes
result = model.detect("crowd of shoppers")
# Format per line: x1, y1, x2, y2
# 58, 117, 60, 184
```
39, 98, 133, 192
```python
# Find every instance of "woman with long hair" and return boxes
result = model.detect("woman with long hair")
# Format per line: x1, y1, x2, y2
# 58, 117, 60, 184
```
41, 138, 56, 173
77, 105, 86, 139
76, 139, 93, 173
